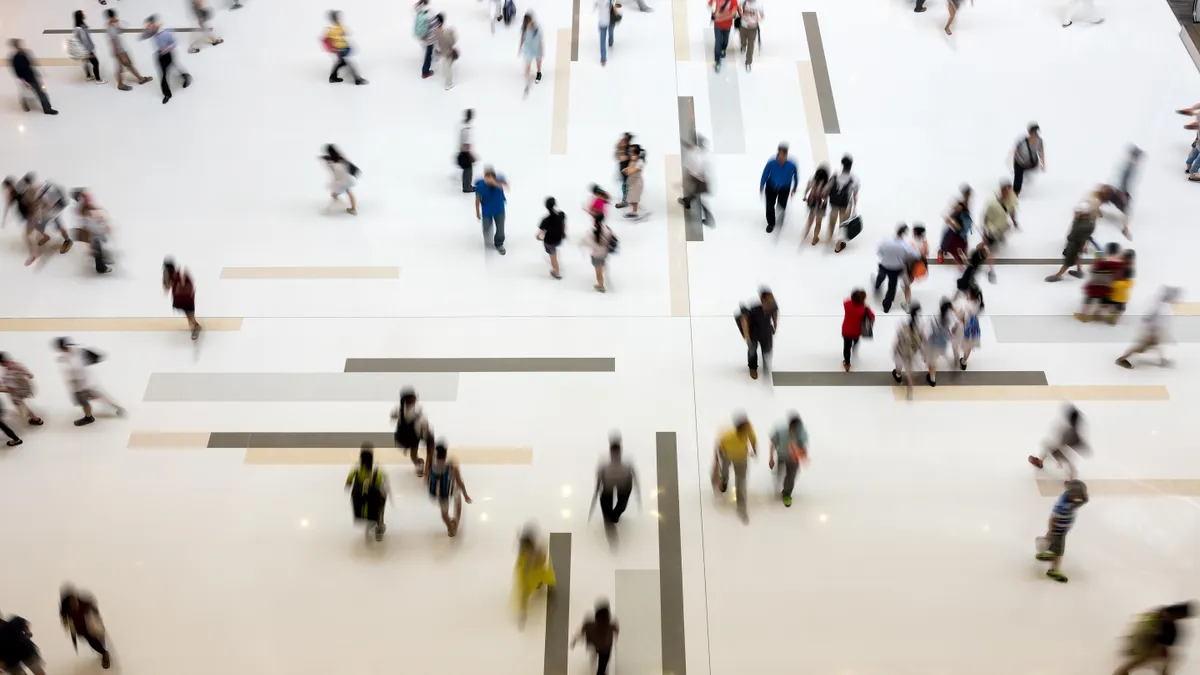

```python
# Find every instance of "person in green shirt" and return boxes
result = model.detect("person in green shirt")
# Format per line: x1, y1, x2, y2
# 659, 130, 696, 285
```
345, 443, 391, 541
769, 413, 808, 507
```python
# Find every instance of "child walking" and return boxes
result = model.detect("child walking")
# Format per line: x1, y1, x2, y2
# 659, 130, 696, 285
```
322, 144, 359, 215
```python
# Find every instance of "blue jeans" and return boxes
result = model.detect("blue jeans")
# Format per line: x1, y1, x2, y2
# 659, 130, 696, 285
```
714, 26, 730, 65
483, 212, 506, 248
422, 44, 434, 76
1188, 141, 1200, 174
600, 24, 614, 63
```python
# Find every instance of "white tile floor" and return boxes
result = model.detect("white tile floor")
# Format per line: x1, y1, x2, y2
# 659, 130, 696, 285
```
1, 0, 1199, 672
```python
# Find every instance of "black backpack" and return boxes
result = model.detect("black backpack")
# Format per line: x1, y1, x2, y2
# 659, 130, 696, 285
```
83, 348, 104, 365
829, 176, 853, 208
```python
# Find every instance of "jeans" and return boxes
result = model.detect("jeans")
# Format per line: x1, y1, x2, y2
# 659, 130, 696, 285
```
747, 337, 772, 372
714, 26, 730, 65
19, 77, 54, 112
1188, 142, 1200, 174
874, 264, 902, 312
764, 184, 789, 231
482, 212, 507, 248
777, 457, 799, 497
599, 24, 614, 62
422, 44, 434, 76
842, 336, 859, 365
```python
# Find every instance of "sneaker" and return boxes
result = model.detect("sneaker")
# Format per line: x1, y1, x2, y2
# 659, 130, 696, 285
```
188, 47, 200, 53
614, 202, 629, 209
959, 357, 967, 370
347, 208, 357, 216
1115, 358, 1133, 369
214, 39, 225, 46
1028, 455, 1044, 469
891, 369, 902, 383
354, 78, 369, 85
29, 418, 44, 426
782, 495, 793, 507
74, 416, 96, 426
162, 95, 171, 104
118, 84, 132, 91
422, 72, 434, 79
1046, 569, 1068, 583
1035, 552, 1055, 562
330, 76, 344, 83
101, 654, 111, 669
6, 439, 22, 447
496, 245, 506, 255
719, 481, 728, 493
45, 109, 59, 115
94, 78, 108, 85
843, 361, 850, 372
140, 76, 153, 84
623, 212, 639, 219
1068, 269, 1084, 278
550, 271, 562, 279
535, 71, 542, 82
594, 284, 606, 293
191, 325, 201, 341
926, 373, 936, 387
1061, 20, 1072, 26
60, 240, 73, 254
182, 74, 192, 88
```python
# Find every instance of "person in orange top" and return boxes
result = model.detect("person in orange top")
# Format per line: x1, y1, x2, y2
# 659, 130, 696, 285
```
841, 289, 874, 371
708, 0, 738, 72
163, 257, 201, 340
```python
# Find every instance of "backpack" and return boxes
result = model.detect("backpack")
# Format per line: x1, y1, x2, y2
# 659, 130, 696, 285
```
503, 0, 517, 25
67, 34, 89, 60
829, 175, 853, 208
1125, 612, 1160, 657
414, 9, 431, 39
607, 232, 619, 254
83, 348, 104, 365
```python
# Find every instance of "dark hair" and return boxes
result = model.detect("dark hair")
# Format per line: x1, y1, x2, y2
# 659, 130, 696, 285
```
1105, 242, 1121, 256
850, 289, 866, 304
105, 8, 116, 19
435, 444, 448, 460
1065, 405, 1081, 428
545, 197, 557, 211
840, 155, 853, 171
609, 439, 621, 454
896, 224, 909, 237
960, 184, 973, 198
360, 443, 374, 469
9, 38, 23, 49
813, 165, 829, 184
74, 10, 86, 27
734, 414, 750, 431
759, 287, 773, 301
913, 225, 926, 237
787, 413, 802, 431
54, 337, 72, 351
400, 387, 417, 407
1121, 249, 1136, 280
464, 109, 474, 122
939, 299, 953, 325
907, 303, 922, 327
0, 352, 9, 362
328, 10, 341, 23
1165, 602, 1194, 620
594, 602, 612, 626
162, 257, 176, 274
323, 144, 343, 163
1028, 123, 1040, 134
146, 13, 159, 24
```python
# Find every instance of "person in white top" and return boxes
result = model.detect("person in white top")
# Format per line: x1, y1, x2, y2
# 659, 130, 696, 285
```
738, 0, 763, 71
1061, 0, 1103, 27
923, 299, 961, 387
597, 0, 617, 66
678, 136, 713, 226
585, 209, 616, 293
1116, 287, 1180, 369
72, 188, 113, 274
322, 144, 358, 215
56, 338, 124, 426
457, 109, 476, 193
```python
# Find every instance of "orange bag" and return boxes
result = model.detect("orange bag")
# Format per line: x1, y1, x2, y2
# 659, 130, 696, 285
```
910, 259, 928, 281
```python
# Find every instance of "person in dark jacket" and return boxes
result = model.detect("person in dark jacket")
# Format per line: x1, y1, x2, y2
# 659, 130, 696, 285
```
1114, 602, 1193, 675
8, 39, 58, 115
738, 287, 778, 380
59, 586, 110, 669
0, 614, 47, 675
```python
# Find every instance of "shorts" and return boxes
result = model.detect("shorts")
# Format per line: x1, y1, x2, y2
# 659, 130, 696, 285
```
173, 299, 196, 314
74, 389, 96, 406
591, 256, 606, 267
1062, 239, 1086, 267
1047, 534, 1066, 557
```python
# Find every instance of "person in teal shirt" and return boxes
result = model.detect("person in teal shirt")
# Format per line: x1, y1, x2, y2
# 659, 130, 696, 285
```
769, 412, 807, 507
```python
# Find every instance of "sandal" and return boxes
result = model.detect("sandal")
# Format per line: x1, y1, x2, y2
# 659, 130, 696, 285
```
29, 418, 44, 426
6, 439, 22, 447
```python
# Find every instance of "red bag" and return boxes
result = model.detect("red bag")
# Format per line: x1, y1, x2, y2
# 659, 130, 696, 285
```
321, 35, 336, 53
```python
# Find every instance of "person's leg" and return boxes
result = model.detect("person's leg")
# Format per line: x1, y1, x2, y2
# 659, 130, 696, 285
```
1187, 142, 1199, 173
713, 25, 723, 65
0, 415, 21, 444
596, 648, 612, 675
744, 27, 756, 66
439, 499, 454, 532
781, 459, 798, 499
1190, 149, 1200, 175
594, 261, 605, 290
461, 160, 473, 192
944, 0, 956, 33
549, 250, 560, 277
34, 83, 55, 113
764, 187, 779, 231
444, 53, 454, 88
158, 53, 172, 99
843, 336, 854, 367
747, 337, 760, 373
83, 632, 110, 660
607, 22, 615, 47
776, 189, 790, 228
761, 340, 773, 375
493, 212, 506, 250
732, 460, 748, 521
184, 309, 201, 332
612, 484, 632, 521
1013, 162, 1025, 195
330, 54, 345, 81
598, 486, 616, 523
89, 54, 102, 81
716, 451, 731, 490
1112, 654, 1155, 675
874, 264, 888, 294
422, 44, 434, 76
345, 188, 357, 214
482, 214, 495, 246
599, 26, 608, 63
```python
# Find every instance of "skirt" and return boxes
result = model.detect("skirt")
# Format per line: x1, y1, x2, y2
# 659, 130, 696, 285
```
625, 173, 645, 203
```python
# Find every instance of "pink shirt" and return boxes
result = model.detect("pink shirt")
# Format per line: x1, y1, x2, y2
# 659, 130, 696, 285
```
590, 197, 607, 218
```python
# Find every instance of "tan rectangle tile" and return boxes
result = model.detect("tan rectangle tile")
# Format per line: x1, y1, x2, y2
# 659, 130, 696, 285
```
127, 431, 212, 449
551, 28, 572, 156
1036, 479, 1200, 497
663, 154, 691, 318
673, 0, 690, 61
1173, 302, 1200, 316
894, 385, 1170, 402
244, 446, 534, 465
0, 317, 243, 332
220, 267, 399, 280
796, 61, 829, 167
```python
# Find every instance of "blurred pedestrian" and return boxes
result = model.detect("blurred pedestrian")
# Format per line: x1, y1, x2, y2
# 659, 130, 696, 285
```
802, 164, 830, 245
713, 413, 757, 522
0, 352, 43, 426
322, 144, 359, 215
571, 600, 619, 675
875, 224, 917, 313
537, 197, 566, 279
1012, 123, 1045, 196
434, 13, 458, 90
1027, 405, 1089, 480
324, 10, 367, 85
759, 143, 799, 234
1116, 286, 1180, 369
944, 0, 973, 35
0, 614, 46, 675
514, 526, 556, 628
72, 10, 107, 84
679, 136, 712, 225
8, 39, 58, 114
392, 387, 435, 476
614, 133, 632, 208
892, 304, 923, 400
769, 412, 807, 506
142, 15, 191, 104
59, 586, 110, 669
841, 289, 874, 371
457, 110, 475, 192
1034, 479, 1088, 583
1114, 603, 1194, 675
427, 441, 471, 537
162, 257, 201, 339
589, 434, 640, 535
55, 337, 124, 426
621, 144, 647, 220
187, 0, 224, 53
1046, 198, 1100, 282
415, 0, 436, 79
106, 9, 152, 90
737, 288, 778, 380
586, 206, 616, 293
519, 12, 544, 95
923, 298, 960, 387
345, 443, 390, 541
72, 188, 112, 274
827, 155, 859, 241
475, 167, 510, 254
1061, 0, 1103, 27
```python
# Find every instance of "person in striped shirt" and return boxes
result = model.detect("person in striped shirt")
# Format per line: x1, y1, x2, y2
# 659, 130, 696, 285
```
1035, 479, 1088, 583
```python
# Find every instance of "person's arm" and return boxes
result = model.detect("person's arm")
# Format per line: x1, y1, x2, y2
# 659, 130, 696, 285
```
759, 163, 770, 193
749, 427, 758, 456
453, 464, 472, 503
790, 164, 800, 195
770, 308, 778, 334
1038, 145, 1046, 169
802, 178, 813, 201
588, 469, 604, 519
345, 468, 356, 490
768, 434, 776, 469
475, 193, 482, 219
631, 466, 642, 509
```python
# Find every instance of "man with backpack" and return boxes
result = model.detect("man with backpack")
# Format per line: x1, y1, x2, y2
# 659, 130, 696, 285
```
827, 155, 859, 240
1115, 603, 1193, 675
1011, 123, 1045, 195
55, 337, 124, 427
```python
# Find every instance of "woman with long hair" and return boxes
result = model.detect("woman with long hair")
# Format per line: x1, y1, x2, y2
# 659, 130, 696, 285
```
518, 12, 544, 95
621, 144, 647, 220
802, 164, 830, 246
955, 285, 984, 369
73, 10, 105, 84
924, 298, 960, 386
322, 144, 359, 215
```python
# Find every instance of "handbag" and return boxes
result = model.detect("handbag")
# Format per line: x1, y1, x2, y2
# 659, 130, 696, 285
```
67, 34, 89, 60
860, 312, 874, 340
321, 35, 336, 52
910, 259, 928, 281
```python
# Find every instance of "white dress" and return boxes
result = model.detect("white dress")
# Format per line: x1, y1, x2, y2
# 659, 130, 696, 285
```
329, 161, 355, 194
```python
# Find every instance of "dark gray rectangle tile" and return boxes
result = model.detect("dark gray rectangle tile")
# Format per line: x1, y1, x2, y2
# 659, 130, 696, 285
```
243, 432, 394, 448
570, 0, 580, 61
44, 28, 202, 34
544, 533, 572, 675
616, 570, 663, 674
656, 432, 687, 675
143, 372, 457, 402
772, 370, 1048, 386
677, 96, 704, 243
343, 358, 615, 373
802, 12, 839, 134
207, 432, 251, 449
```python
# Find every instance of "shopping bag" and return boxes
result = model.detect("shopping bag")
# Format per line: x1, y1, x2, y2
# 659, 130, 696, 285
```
1035, 535, 1050, 553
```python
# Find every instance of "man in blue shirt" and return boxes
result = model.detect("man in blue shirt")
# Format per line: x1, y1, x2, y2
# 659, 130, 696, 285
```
1035, 479, 1087, 583
759, 143, 799, 233
474, 167, 509, 254
142, 15, 191, 104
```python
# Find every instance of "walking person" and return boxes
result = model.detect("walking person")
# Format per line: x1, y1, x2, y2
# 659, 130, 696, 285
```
621, 144, 647, 220
708, 0, 738, 72
142, 15, 191, 104
55, 337, 124, 426
391, 387, 435, 477
434, 14, 458, 90
738, 0, 762, 71
457, 110, 475, 191
944, 0, 972, 34
59, 586, 111, 669
322, 144, 359, 215
955, 241, 991, 297
769, 413, 808, 507
72, 188, 112, 274
712, 413, 757, 523
937, 185, 973, 267
1114, 603, 1194, 675
759, 143, 799, 234
1062, 0, 1103, 26
415, 0, 436, 79
892, 305, 924, 400
187, 0, 224, 53
27, 174, 75, 266
323, 11, 367, 85
571, 601, 619, 675
427, 442, 472, 537
614, 133, 632, 207
513, 526, 557, 628
802, 164, 830, 245
72, 11, 107, 84
1027, 405, 1089, 480
345, 443, 390, 541
537, 197, 567, 279
596, 0, 616, 66
586, 207, 616, 293
737, 288, 778, 380
162, 258, 201, 339
841, 289, 874, 371
981, 181, 1019, 266
923, 298, 961, 387
8, 39, 58, 114
953, 285, 983, 369
0, 397, 23, 447
106, 9, 151, 90
589, 435, 641, 536
679, 136, 713, 225
1034, 479, 1088, 583
0, 614, 47, 675
475, 167, 510, 254
1011, 123, 1045, 196
875, 224, 917, 313
518, 12, 544, 96
1075, 242, 1123, 322
1116, 286, 1181, 369
0, 352, 44, 426
826, 155, 859, 243
1045, 197, 1100, 282
899, 224, 929, 309
1178, 104, 1200, 181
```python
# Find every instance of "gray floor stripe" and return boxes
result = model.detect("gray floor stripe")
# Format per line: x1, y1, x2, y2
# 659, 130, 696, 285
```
928, 257, 1082, 266
209, 432, 394, 449
44, 28, 202, 34
570, 0, 580, 61
802, 12, 839, 134
343, 358, 615, 373
544, 533, 572, 675
992, 316, 1200, 344
656, 432, 687, 675
143, 372, 458, 402
772, 370, 1048, 386
677, 96, 704, 243
702, 32, 747, 154
616, 570, 664, 674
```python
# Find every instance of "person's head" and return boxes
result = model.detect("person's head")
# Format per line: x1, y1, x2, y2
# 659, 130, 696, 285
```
483, 166, 498, 185
145, 14, 160, 29
813, 164, 829, 183
850, 289, 866, 305
74, 10, 86, 27
1063, 479, 1088, 506
840, 155, 853, 173
54, 337, 73, 353
0, 352, 10, 365
434, 13, 445, 28
960, 184, 973, 202
913, 224, 926, 239
1163, 602, 1194, 621
759, 287, 775, 311
591, 184, 609, 200
162, 257, 177, 278
733, 412, 751, 434
787, 412, 802, 434
323, 144, 342, 163
1161, 286, 1182, 303
1064, 404, 1081, 428
545, 197, 557, 213
522, 12, 533, 29
629, 144, 643, 159
594, 600, 612, 626
999, 181, 1013, 199
359, 443, 374, 470
9, 38, 24, 52
463, 109, 474, 124
2, 177, 14, 198
609, 433, 622, 460
776, 143, 789, 163
434, 442, 448, 466
939, 298, 954, 324
1105, 242, 1121, 257
328, 9, 342, 24
619, 132, 633, 147
1027, 122, 1040, 139
106, 8, 117, 21
399, 387, 418, 409
907, 303, 922, 327
895, 224, 909, 238
60, 584, 79, 607
22, 172, 37, 188
1128, 145, 1143, 163
518, 525, 538, 553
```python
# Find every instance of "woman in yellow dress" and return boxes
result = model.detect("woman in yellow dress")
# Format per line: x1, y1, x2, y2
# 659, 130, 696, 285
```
513, 526, 556, 626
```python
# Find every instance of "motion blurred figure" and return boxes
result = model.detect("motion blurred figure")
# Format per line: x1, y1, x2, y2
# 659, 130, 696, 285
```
713, 413, 758, 523
1114, 602, 1193, 675
571, 600, 620, 675
1117, 286, 1180, 369
1035, 479, 1088, 583
768, 412, 807, 507
1028, 405, 1089, 480
163, 258, 201, 339
345, 443, 391, 541
513, 526, 556, 628
392, 387, 434, 477
0, 613, 46, 675
59, 586, 110, 669
427, 441, 472, 537
590, 434, 640, 538
8, 39, 58, 115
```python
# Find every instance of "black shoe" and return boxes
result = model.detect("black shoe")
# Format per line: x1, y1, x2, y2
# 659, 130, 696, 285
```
101, 654, 111, 669
354, 78, 368, 85
74, 416, 96, 426
891, 369, 902, 383
765, 225, 775, 233
496, 245, 507, 255
926, 373, 936, 387
45, 109, 59, 115
462, 187, 475, 193
535, 71, 542, 82
330, 76, 344, 83
719, 481, 728, 493
182, 74, 192, 88
5, 439, 21, 447
162, 95, 171, 104
959, 357, 967, 370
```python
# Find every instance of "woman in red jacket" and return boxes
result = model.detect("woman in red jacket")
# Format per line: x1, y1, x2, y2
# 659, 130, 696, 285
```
842, 289, 874, 371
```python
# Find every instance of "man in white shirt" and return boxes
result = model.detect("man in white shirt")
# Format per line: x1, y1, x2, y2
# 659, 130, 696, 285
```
738, 0, 762, 71
597, 0, 615, 66
1116, 287, 1180, 369
678, 136, 712, 226
874, 224, 917, 314
457, 109, 475, 193
56, 338, 124, 426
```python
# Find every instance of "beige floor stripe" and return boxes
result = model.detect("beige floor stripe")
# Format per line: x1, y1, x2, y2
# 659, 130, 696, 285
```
220, 267, 399, 280
128, 431, 211, 449
673, 0, 691, 61
1036, 479, 1200, 497
664, 155, 691, 318
0, 317, 243, 332
551, 28, 572, 156
796, 61, 830, 167
0, 58, 79, 67
894, 385, 1170, 402
1173, 302, 1200, 316
244, 446, 533, 465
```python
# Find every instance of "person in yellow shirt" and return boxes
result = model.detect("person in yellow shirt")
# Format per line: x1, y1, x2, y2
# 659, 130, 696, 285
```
324, 11, 367, 85
712, 414, 758, 523
1104, 250, 1135, 324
